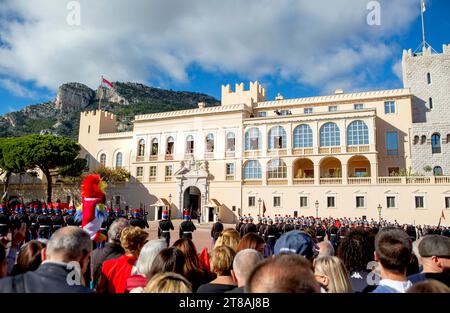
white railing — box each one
[293,178,315,185]
[320,178,342,184]
[406,177,431,184]
[348,177,371,185]
[377,177,403,184]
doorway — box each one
[183,186,201,219]
[208,207,215,222]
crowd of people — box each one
[0,200,449,293]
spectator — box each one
[0,226,92,293]
[246,254,320,293]
[214,228,240,252]
[317,240,335,258]
[197,245,236,293]
[407,279,450,293]
[145,272,192,293]
[236,233,265,254]
[313,256,352,293]
[97,226,148,293]
[126,239,167,293]
[211,218,224,245]
[274,230,318,261]
[147,247,185,280]
[172,238,211,292]
[336,228,374,292]
[0,244,6,279]
[91,218,130,288]
[11,240,45,275]
[371,228,413,293]
[228,249,263,293]
[408,235,450,287]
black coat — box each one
[0,262,92,293]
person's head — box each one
[136,239,167,278]
[236,233,265,254]
[148,247,185,279]
[418,235,450,273]
[317,240,335,258]
[108,218,130,244]
[313,256,352,293]
[172,238,205,280]
[12,240,45,275]
[231,249,264,288]
[144,272,192,293]
[375,228,412,277]
[336,228,375,273]
[214,228,240,252]
[120,226,148,257]
[246,254,320,293]
[407,279,450,293]
[43,226,92,275]
[210,245,236,277]
[0,244,6,279]
[274,230,318,260]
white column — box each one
[342,163,348,184]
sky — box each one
[0,0,448,114]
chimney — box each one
[334,88,344,95]
[198,102,206,109]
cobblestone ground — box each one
[146,220,235,252]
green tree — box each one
[0,137,29,195]
[91,165,130,185]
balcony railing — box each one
[243,180,262,186]
[436,176,450,184]
[293,148,314,155]
[293,178,314,185]
[268,149,287,156]
[204,152,214,159]
[347,145,370,153]
[244,150,261,157]
[406,177,431,184]
[149,177,156,182]
[136,156,145,162]
[225,175,234,181]
[320,178,342,184]
[319,147,341,154]
[226,151,235,159]
[149,155,158,161]
[165,176,173,182]
[348,177,371,185]
[377,177,402,184]
[267,179,288,185]
[165,154,174,160]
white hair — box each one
[317,240,335,258]
[232,249,263,285]
[136,239,167,278]
[46,226,91,262]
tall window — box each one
[273,196,281,207]
[327,196,336,208]
[445,197,450,209]
[347,120,369,145]
[100,153,106,166]
[386,196,396,208]
[427,72,432,85]
[245,128,261,151]
[205,133,215,152]
[166,137,174,155]
[151,138,158,156]
[226,163,235,176]
[136,167,143,177]
[431,133,441,154]
[268,126,287,149]
[149,166,157,177]
[386,131,398,156]
[293,124,313,148]
[320,122,340,147]
[356,196,365,208]
[243,160,262,179]
[328,106,337,112]
[267,159,287,179]
[384,101,396,114]
[186,135,194,154]
[115,152,123,168]
[138,139,145,156]
[248,196,256,207]
[433,166,443,176]
[415,196,425,209]
[165,165,173,177]
[354,103,364,110]
[304,108,313,114]
[299,197,308,208]
[226,132,236,151]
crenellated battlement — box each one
[82,109,116,120]
[221,81,266,106]
[403,43,450,59]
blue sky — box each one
[0,0,448,114]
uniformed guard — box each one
[235,216,244,233]
[282,218,294,233]
[264,218,278,256]
[158,210,174,247]
[239,218,248,238]
[65,206,80,226]
[0,204,11,237]
[104,207,115,229]
[179,214,196,240]
[114,207,123,219]
[51,206,65,232]
[244,217,257,236]
[211,217,224,245]
[130,209,149,229]
[29,204,40,240]
[37,207,53,239]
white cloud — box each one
[0,0,419,94]
[392,60,404,82]
[0,78,39,99]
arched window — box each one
[433,166,443,176]
[151,138,158,156]
[320,122,340,147]
[431,133,441,154]
[347,120,369,145]
[100,153,106,166]
[206,133,214,152]
[226,132,236,152]
[115,152,123,168]
[137,139,145,156]
[293,124,313,148]
[84,155,90,171]
[166,137,174,155]
[243,160,262,179]
[413,136,419,145]
[267,159,287,179]
[245,128,261,151]
[186,135,194,154]
[268,126,287,149]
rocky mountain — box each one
[0,82,219,139]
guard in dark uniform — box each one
[260,218,268,241]
[29,205,40,240]
[0,204,11,237]
[316,223,326,242]
[264,219,278,256]
[244,217,257,236]
[104,207,115,229]
[179,214,196,240]
[65,206,80,226]
[114,207,123,219]
[51,206,65,232]
[282,218,294,233]
[239,218,248,238]
[17,204,31,242]
[158,210,174,247]
[38,207,53,239]
[235,216,244,233]
[130,209,149,229]
[211,218,224,244]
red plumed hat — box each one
[81,174,106,200]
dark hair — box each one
[236,233,265,253]
[148,247,185,279]
[407,279,450,293]
[336,228,374,273]
[11,240,45,275]
[375,228,412,274]
[246,254,319,293]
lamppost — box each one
[168,193,172,219]
[258,198,262,217]
[377,204,382,223]
[315,200,319,218]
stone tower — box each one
[402,44,450,175]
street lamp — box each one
[377,204,382,223]
[258,198,262,216]
[315,200,319,218]
[168,193,172,219]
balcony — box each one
[136,156,145,162]
[319,178,342,184]
[293,148,314,155]
[319,147,341,154]
[225,175,234,181]
[165,154,174,160]
[149,155,158,161]
[204,152,214,159]
[406,177,431,184]
[267,179,288,185]
[377,177,402,184]
[268,149,287,157]
[149,177,156,182]
[347,145,370,153]
[436,176,450,184]
[244,150,262,157]
[348,177,371,185]
[243,180,262,186]
[226,151,235,159]
[293,178,314,185]
[165,176,173,182]
[184,153,194,159]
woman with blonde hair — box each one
[214,228,240,252]
[144,272,192,293]
[313,256,353,293]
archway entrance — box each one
[183,186,201,219]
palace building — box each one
[78,44,450,225]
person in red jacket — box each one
[96,226,148,293]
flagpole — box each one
[421,0,426,50]
[98,75,104,111]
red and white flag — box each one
[102,77,114,88]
